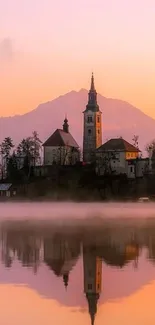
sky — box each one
[1,0,155,117]
[1,282,155,325]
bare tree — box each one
[17,131,42,180]
[145,139,155,155]
[57,144,80,165]
[96,151,118,176]
[0,137,14,179]
[132,135,139,148]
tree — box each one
[96,151,117,176]
[17,131,42,178]
[132,135,139,148]
[145,139,155,155]
[7,152,21,181]
[0,137,14,179]
[57,143,80,165]
[17,137,33,170]
[31,131,42,166]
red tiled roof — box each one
[43,129,79,148]
[97,138,140,152]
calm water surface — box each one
[1,202,155,325]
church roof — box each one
[44,258,65,276]
[43,129,79,148]
[97,138,140,152]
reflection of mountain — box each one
[1,88,155,151]
[1,223,155,315]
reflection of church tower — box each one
[63,273,69,289]
[83,245,102,325]
[83,73,102,163]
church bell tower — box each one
[83,245,102,325]
[83,73,102,163]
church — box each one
[43,117,80,165]
[42,73,141,175]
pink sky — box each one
[1,0,155,117]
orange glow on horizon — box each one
[1,280,155,325]
[1,52,155,119]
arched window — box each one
[87,116,93,123]
[88,129,91,135]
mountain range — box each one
[0,89,154,152]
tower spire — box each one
[86,72,98,110]
[63,273,69,290]
[86,293,99,325]
[90,72,95,91]
[63,116,69,133]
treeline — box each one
[0,131,42,182]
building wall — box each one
[44,146,80,165]
[126,159,149,179]
[83,109,102,163]
[136,159,149,177]
[96,151,126,175]
[96,150,146,179]
[126,162,135,179]
[126,152,139,160]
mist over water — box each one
[1,202,155,222]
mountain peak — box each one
[0,91,154,152]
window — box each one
[88,284,92,290]
[87,116,93,123]
[88,129,91,135]
[97,116,100,123]
[98,129,100,134]
[130,166,133,172]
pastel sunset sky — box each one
[1,0,155,117]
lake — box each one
[1,202,155,325]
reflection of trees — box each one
[2,223,155,271]
[97,242,139,268]
[1,229,43,273]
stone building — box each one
[43,118,80,165]
[96,137,141,178]
[83,73,102,163]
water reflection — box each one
[1,220,155,324]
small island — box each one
[0,74,155,201]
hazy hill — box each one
[0,89,154,152]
